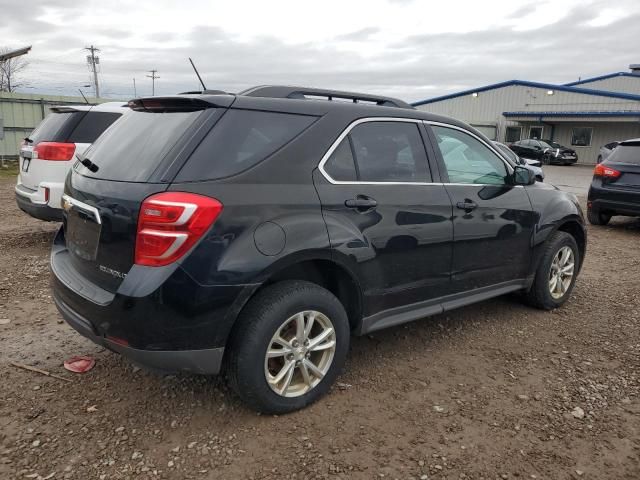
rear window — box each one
[175,109,315,181]
[68,111,122,143]
[75,110,203,182]
[28,112,79,143]
[610,143,640,165]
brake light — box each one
[594,163,621,179]
[135,192,223,267]
[33,142,76,161]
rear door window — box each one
[68,112,122,143]
[323,138,358,181]
[75,110,205,182]
[176,109,316,181]
[348,121,430,183]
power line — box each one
[84,45,100,98]
[146,69,159,95]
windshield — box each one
[74,109,204,182]
[494,143,518,165]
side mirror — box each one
[513,165,536,185]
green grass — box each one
[0,162,19,178]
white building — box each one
[413,65,640,164]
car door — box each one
[313,119,453,317]
[426,122,536,293]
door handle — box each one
[345,196,377,211]
[456,200,477,211]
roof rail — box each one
[239,85,414,109]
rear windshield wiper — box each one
[75,154,99,173]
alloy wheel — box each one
[264,310,336,397]
[548,246,575,299]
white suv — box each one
[15,102,127,221]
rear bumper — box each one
[53,291,225,374]
[589,184,640,217]
[15,184,63,221]
[589,198,640,217]
[50,228,259,375]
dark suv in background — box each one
[587,138,640,225]
[51,86,586,413]
[510,139,578,165]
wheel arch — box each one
[226,253,364,344]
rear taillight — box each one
[594,163,621,179]
[33,142,76,161]
[135,192,223,267]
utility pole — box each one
[133,78,137,97]
[84,45,100,98]
[146,69,159,95]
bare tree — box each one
[0,47,29,92]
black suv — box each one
[51,86,586,413]
[510,139,577,165]
[587,138,640,225]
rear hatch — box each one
[62,97,227,293]
[602,141,640,190]
[19,107,122,190]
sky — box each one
[1,0,639,103]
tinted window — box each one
[433,126,508,185]
[610,143,640,165]
[505,126,522,143]
[324,138,357,181]
[349,122,429,182]
[75,110,204,182]
[28,112,79,143]
[571,127,592,147]
[68,111,122,143]
[177,110,315,181]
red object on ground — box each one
[63,356,95,373]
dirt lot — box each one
[1,170,639,480]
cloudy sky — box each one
[1,0,639,103]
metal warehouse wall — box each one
[0,92,110,158]
[551,122,640,164]
[416,85,640,127]
[416,85,640,163]
[571,76,640,96]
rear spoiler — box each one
[128,95,235,112]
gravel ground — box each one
[1,172,639,480]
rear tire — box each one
[526,231,579,310]
[587,208,611,226]
[226,280,350,414]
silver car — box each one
[493,141,545,181]
[598,141,620,163]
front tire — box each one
[226,280,350,414]
[587,208,611,226]
[526,231,579,310]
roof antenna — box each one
[78,89,90,104]
[189,57,207,91]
